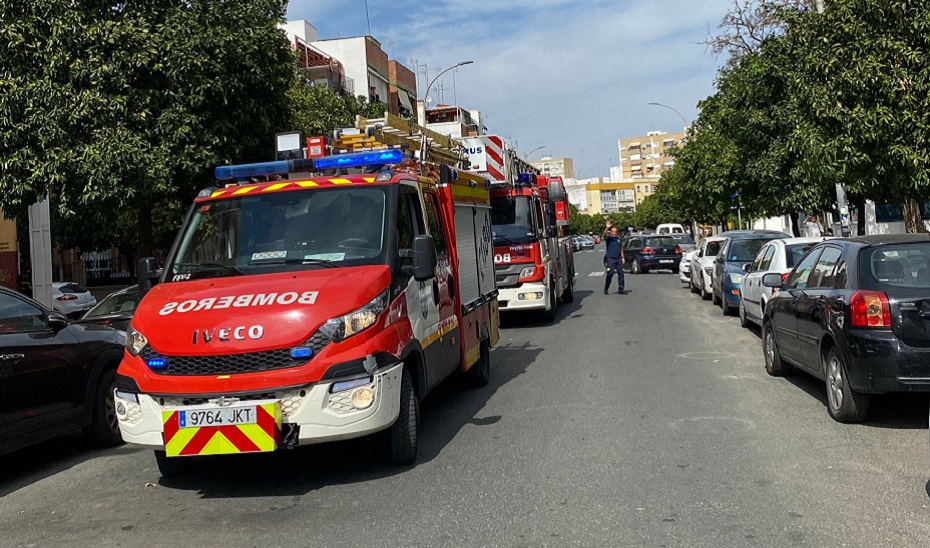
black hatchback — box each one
[622,235,682,274]
[761,235,930,423]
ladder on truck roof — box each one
[331,112,468,169]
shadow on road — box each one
[785,372,929,429]
[499,289,592,329]
[0,433,143,497]
[156,342,544,498]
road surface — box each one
[2,251,929,547]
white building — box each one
[563,178,588,212]
[310,36,391,105]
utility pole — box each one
[814,0,850,235]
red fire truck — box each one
[114,117,499,476]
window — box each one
[663,139,675,147]
[785,248,822,290]
[759,245,777,271]
[705,240,722,257]
[424,192,448,256]
[785,243,819,268]
[809,246,843,288]
[628,238,642,249]
[860,243,930,289]
[651,185,658,193]
[0,293,47,333]
[751,245,769,272]
[630,153,642,161]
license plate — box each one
[179,405,258,428]
[660,260,674,264]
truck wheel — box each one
[83,368,123,447]
[465,340,491,388]
[561,268,575,303]
[825,347,870,423]
[541,281,557,323]
[387,370,419,465]
[154,450,197,478]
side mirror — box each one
[742,263,752,273]
[715,255,724,264]
[47,312,69,329]
[138,257,162,298]
[762,273,784,288]
[402,234,437,281]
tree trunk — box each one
[902,198,927,234]
[851,194,866,236]
[790,214,800,237]
[137,204,154,260]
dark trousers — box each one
[605,257,625,292]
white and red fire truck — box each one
[460,135,574,321]
[114,116,499,476]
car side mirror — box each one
[402,234,437,281]
[742,263,752,273]
[762,273,784,288]
[138,257,162,298]
[47,312,69,329]
[715,256,724,264]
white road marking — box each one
[588,272,606,277]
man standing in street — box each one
[602,221,626,295]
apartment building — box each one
[617,130,684,180]
[424,105,484,138]
[530,157,575,179]
[389,61,417,119]
[583,180,636,214]
[280,20,354,96]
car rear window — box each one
[60,283,87,293]
[785,243,819,268]
[860,243,930,289]
[671,234,694,245]
[645,237,677,248]
[727,239,773,262]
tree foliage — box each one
[288,76,389,138]
[0,0,295,258]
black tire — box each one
[83,368,123,447]
[387,370,419,465]
[721,293,733,316]
[763,321,793,377]
[672,268,680,275]
[690,277,700,294]
[712,288,721,306]
[632,259,642,274]
[465,340,491,388]
[561,268,575,303]
[825,347,870,423]
[541,281,557,323]
[739,300,750,328]
[154,450,197,478]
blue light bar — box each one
[215,160,290,181]
[517,173,534,184]
[147,358,167,370]
[290,348,313,359]
[312,149,404,171]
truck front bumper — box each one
[496,283,550,312]
[115,362,403,450]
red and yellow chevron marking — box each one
[161,402,282,457]
[204,176,380,201]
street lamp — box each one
[423,61,473,105]
[524,146,546,160]
[647,102,688,134]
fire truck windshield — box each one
[491,196,538,245]
[167,187,387,280]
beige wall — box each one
[618,131,684,181]
[530,157,574,179]
[585,182,636,214]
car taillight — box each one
[675,246,682,254]
[642,247,656,254]
[850,290,891,328]
[56,294,78,301]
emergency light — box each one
[214,149,405,181]
[146,358,167,370]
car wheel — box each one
[84,368,123,447]
[632,259,642,274]
[825,347,870,423]
[154,450,198,478]
[739,300,750,328]
[386,369,419,465]
[721,293,733,316]
[465,340,491,388]
[700,279,711,301]
[712,287,721,306]
[763,321,792,377]
[690,278,699,294]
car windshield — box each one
[645,237,677,248]
[168,187,387,280]
[84,289,139,318]
[785,243,819,268]
[671,234,694,245]
[727,239,771,262]
[860,243,930,289]
[491,196,536,245]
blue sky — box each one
[287,0,730,179]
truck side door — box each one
[423,190,460,384]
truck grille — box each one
[495,263,527,288]
[141,332,330,376]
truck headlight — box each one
[519,266,536,278]
[320,289,389,341]
[125,325,148,357]
[729,273,745,285]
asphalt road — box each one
[2,250,930,547]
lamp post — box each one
[647,102,688,134]
[423,61,473,106]
[524,146,546,160]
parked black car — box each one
[75,285,139,332]
[713,231,790,315]
[0,286,125,455]
[622,235,682,274]
[762,235,930,423]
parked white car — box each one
[738,237,832,327]
[690,236,726,300]
[52,282,97,318]
[679,249,699,285]
[657,223,685,235]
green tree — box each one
[0,0,295,259]
[288,76,389,138]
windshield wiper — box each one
[247,258,338,268]
[173,262,245,276]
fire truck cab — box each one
[114,120,499,476]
